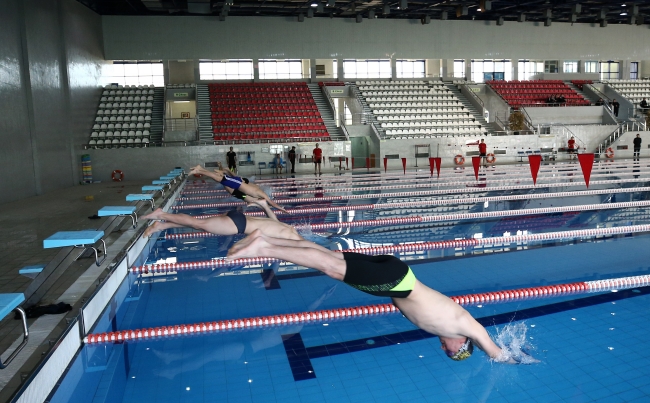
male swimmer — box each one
[228,230,535,363]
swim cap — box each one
[449,338,473,361]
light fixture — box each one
[310,2,318,7]
[620,12,627,16]
[368,9,375,19]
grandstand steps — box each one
[307,83,346,141]
[150,88,165,145]
[566,82,598,104]
[350,85,385,137]
[445,84,494,134]
[197,85,213,143]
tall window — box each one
[472,59,512,83]
[199,60,253,80]
[563,61,579,73]
[453,60,466,78]
[108,61,164,86]
[396,60,425,78]
[259,60,303,79]
[518,60,544,81]
[343,59,391,79]
[584,61,599,74]
[600,61,619,80]
[631,62,639,80]
[332,60,338,79]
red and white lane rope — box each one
[133,224,650,273]
[174,186,650,218]
[164,199,650,240]
[171,177,649,210]
[83,273,650,345]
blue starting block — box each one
[0,293,28,369]
[151,180,170,188]
[98,206,138,228]
[142,185,165,198]
[160,175,176,184]
[19,264,46,279]
[126,193,155,210]
[43,230,106,266]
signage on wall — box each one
[331,89,344,94]
[471,87,481,93]
[173,92,189,97]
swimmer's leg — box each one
[142,209,237,235]
[227,230,346,280]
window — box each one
[563,61,579,73]
[544,60,558,73]
[453,60,466,78]
[259,60,303,79]
[396,60,425,78]
[343,59,391,79]
[631,62,639,80]
[472,59,512,83]
[600,61,619,80]
[518,60,544,81]
[199,60,253,80]
[584,61,599,73]
[332,60,338,79]
[108,61,164,87]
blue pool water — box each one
[47,164,650,403]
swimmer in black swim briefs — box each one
[227,231,537,364]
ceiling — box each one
[78,0,650,25]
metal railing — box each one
[460,84,484,108]
[164,118,198,131]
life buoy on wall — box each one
[486,153,496,164]
[605,147,615,159]
[454,155,465,165]
[111,170,124,182]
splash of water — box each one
[492,322,540,364]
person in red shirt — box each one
[567,136,577,160]
[313,143,323,174]
[478,139,488,167]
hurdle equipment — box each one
[43,231,107,266]
[98,206,138,228]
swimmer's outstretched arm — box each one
[464,316,537,364]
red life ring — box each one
[111,170,124,182]
[486,153,496,164]
[605,148,614,159]
[454,155,465,165]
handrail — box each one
[460,84,484,108]
[369,122,382,141]
[340,124,351,140]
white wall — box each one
[524,106,605,125]
[103,16,650,61]
[609,131,650,159]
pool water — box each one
[47,164,650,403]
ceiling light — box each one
[477,8,481,12]
[311,3,318,7]
[621,12,627,15]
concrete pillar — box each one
[512,59,518,81]
[465,59,472,81]
[337,58,344,80]
[309,59,317,80]
[619,60,629,80]
[391,58,397,80]
[253,58,259,81]
[639,61,650,79]
[441,59,449,78]
[427,59,441,78]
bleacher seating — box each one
[487,80,591,109]
[88,84,155,148]
[571,80,593,90]
[604,79,650,106]
[209,82,329,144]
[357,80,484,139]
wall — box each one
[523,106,605,125]
[103,16,650,61]
[608,131,650,159]
[167,101,196,119]
[0,0,106,205]
[167,60,195,84]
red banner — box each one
[578,153,595,188]
[428,157,435,177]
[471,156,481,180]
[434,157,441,178]
[401,158,407,174]
[383,157,388,173]
[528,155,542,185]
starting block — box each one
[19,264,46,279]
[152,180,171,188]
[126,193,155,210]
[98,206,138,228]
[43,230,106,266]
[142,185,165,198]
[0,293,28,369]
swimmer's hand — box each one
[492,349,540,365]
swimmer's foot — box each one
[141,208,165,221]
[227,229,267,260]
[143,221,164,238]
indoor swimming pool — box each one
[44,161,650,403]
